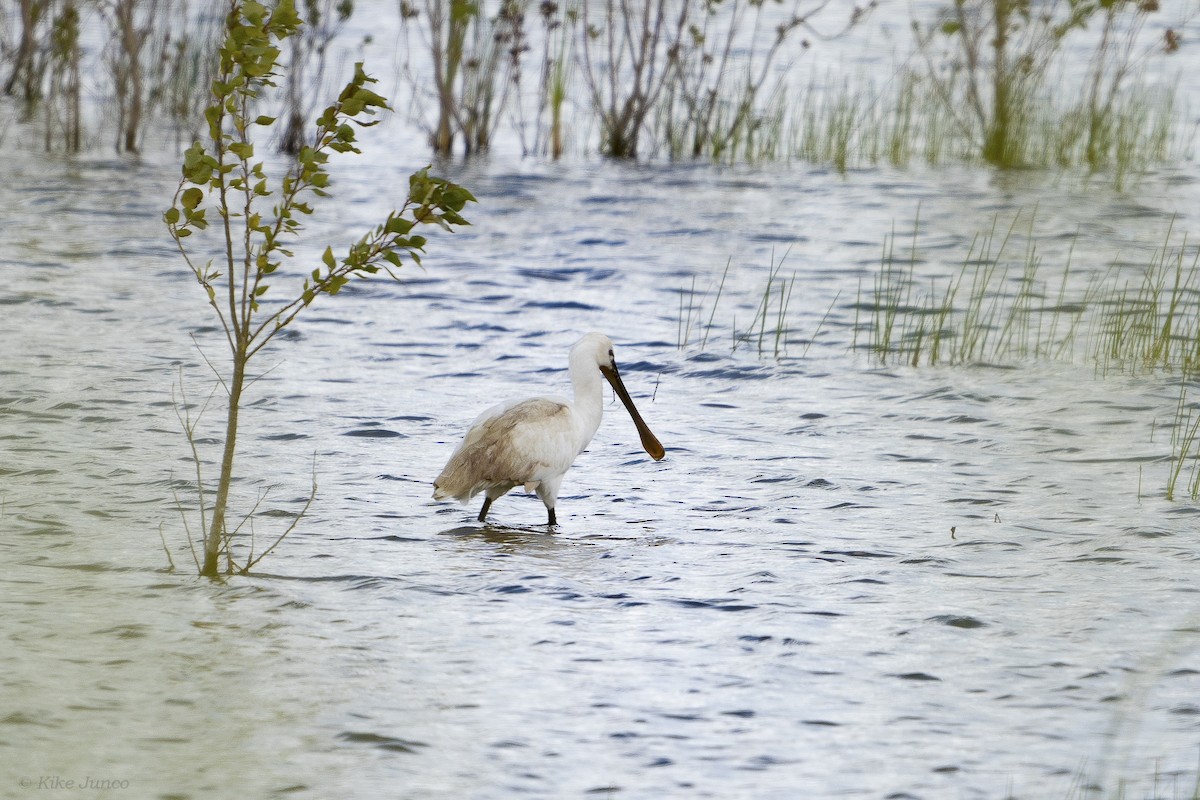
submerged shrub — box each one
[165,0,475,577]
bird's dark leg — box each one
[547,507,557,526]
[478,497,493,522]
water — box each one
[5,25,1200,800]
[3,148,1199,799]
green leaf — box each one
[269,0,302,33]
[183,142,215,184]
[385,216,414,235]
[242,0,268,26]
[164,207,181,225]
[354,87,389,110]
[322,246,336,269]
[443,184,477,210]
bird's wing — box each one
[434,398,576,501]
[497,398,579,473]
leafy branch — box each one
[164,0,475,577]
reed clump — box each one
[854,211,1200,376]
[1096,223,1200,376]
[855,211,1094,367]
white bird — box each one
[432,333,665,525]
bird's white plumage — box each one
[432,333,664,524]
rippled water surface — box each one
[4,140,1200,797]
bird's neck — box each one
[570,362,604,437]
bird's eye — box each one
[608,350,614,362]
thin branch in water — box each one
[157,521,176,571]
[172,367,216,539]
[190,333,230,396]
[241,455,319,574]
[171,483,202,573]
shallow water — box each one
[5,44,1200,800]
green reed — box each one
[780,68,1183,184]
[677,258,730,351]
[857,211,1108,368]
[1097,222,1200,375]
[676,249,833,358]
[744,254,796,358]
[1165,380,1200,501]
[682,210,1200,374]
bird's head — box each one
[572,332,665,461]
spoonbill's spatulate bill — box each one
[432,333,665,525]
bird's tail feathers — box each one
[432,481,470,503]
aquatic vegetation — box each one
[533,0,575,159]
[652,0,851,163]
[106,0,155,152]
[783,68,1183,181]
[744,256,796,359]
[164,0,474,577]
[41,0,81,151]
[579,0,689,159]
[849,209,1200,502]
[677,257,730,352]
[854,211,1200,376]
[1,0,235,152]
[1096,222,1200,375]
[1164,380,1200,501]
[387,0,1185,178]
[856,211,1085,366]
[277,0,355,155]
[676,248,839,358]
[397,0,578,157]
[0,0,1190,181]
[911,0,1185,170]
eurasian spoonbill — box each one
[432,333,665,525]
